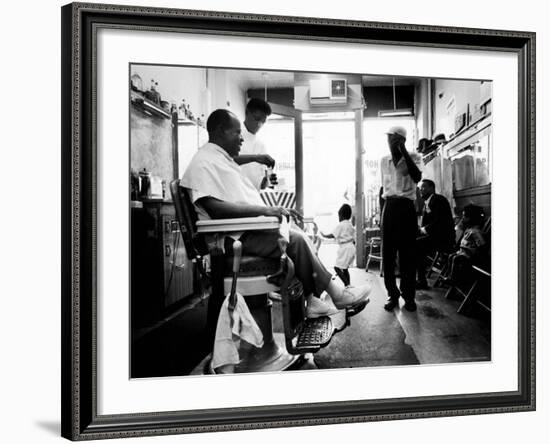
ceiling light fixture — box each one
[378,77,413,117]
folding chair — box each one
[426,250,451,287]
[445,265,491,314]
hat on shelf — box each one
[432,133,447,144]
[423,133,447,154]
[416,138,432,154]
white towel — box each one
[211,293,264,372]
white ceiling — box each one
[224,68,420,90]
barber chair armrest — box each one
[196,216,280,233]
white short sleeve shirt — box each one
[380,152,422,200]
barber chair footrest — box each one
[296,316,333,351]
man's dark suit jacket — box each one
[420,193,455,251]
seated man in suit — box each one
[181,109,370,318]
[415,179,455,289]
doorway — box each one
[262,109,366,268]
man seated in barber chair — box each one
[415,179,455,290]
[180,109,370,372]
[182,109,370,315]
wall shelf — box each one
[130,89,171,119]
[177,117,198,125]
[445,114,492,158]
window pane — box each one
[474,135,491,186]
[260,117,296,193]
[451,149,476,191]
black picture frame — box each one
[61,2,536,440]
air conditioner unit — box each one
[309,78,347,105]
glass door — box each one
[260,103,303,213]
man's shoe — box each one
[416,280,429,290]
[383,297,399,311]
[306,295,340,318]
[331,285,371,309]
[404,299,417,312]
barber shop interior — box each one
[130,64,492,377]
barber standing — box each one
[380,126,422,312]
[236,98,274,190]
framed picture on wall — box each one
[61,2,535,440]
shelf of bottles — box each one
[130,74,207,127]
[130,90,171,119]
[129,76,172,119]
[177,99,206,128]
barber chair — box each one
[170,180,361,374]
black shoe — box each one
[404,299,417,312]
[416,280,429,290]
[384,298,399,311]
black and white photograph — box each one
[129,64,493,378]
[3,0,549,441]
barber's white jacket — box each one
[239,124,267,190]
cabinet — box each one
[131,200,194,327]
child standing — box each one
[322,204,356,286]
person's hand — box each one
[264,206,290,222]
[256,154,275,168]
[288,208,303,225]
[397,142,408,156]
[260,171,278,190]
[268,172,278,186]
[260,176,269,190]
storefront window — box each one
[474,135,491,187]
[260,116,296,193]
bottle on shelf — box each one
[179,99,188,118]
[138,168,152,200]
[187,104,194,121]
[130,169,139,201]
[144,79,156,103]
[151,81,161,105]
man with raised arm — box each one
[379,126,422,312]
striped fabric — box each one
[260,190,296,209]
